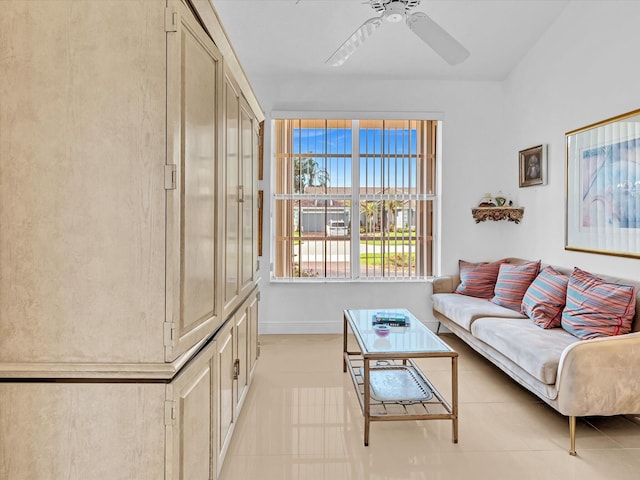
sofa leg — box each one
[569,416,577,456]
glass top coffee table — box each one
[343,308,458,446]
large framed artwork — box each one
[565,108,640,258]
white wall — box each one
[254,1,640,334]
[502,0,640,280]
[254,77,507,333]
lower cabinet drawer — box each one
[0,341,218,480]
[0,381,167,479]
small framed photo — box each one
[519,144,546,187]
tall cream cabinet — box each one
[0,0,263,478]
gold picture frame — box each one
[565,108,640,258]
[258,190,263,257]
[519,144,546,187]
[258,120,264,181]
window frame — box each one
[270,112,443,283]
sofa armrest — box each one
[432,276,455,294]
[555,332,640,416]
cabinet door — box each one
[166,340,217,480]
[223,74,241,314]
[166,1,222,361]
[239,99,255,296]
[234,307,249,416]
[248,293,260,377]
[216,321,235,468]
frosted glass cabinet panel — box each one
[223,75,258,317]
[165,0,223,362]
[223,74,241,313]
[240,98,257,298]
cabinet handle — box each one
[238,185,244,203]
[233,359,240,380]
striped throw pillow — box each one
[561,267,636,339]
[521,266,569,328]
[491,261,541,311]
[455,259,508,299]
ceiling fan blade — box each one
[325,16,384,67]
[406,12,470,65]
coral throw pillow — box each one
[491,261,541,311]
[561,267,636,339]
[455,260,508,299]
[521,266,569,328]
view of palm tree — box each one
[361,201,378,233]
[358,198,404,234]
[384,198,403,231]
[294,156,330,193]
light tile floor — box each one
[219,334,640,480]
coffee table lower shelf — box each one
[344,354,458,446]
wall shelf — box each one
[472,207,524,224]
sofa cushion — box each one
[471,317,579,384]
[433,293,526,331]
[561,267,636,339]
[455,259,507,299]
[491,261,540,311]
[522,266,569,329]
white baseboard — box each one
[259,321,343,335]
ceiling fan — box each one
[325,0,470,67]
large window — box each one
[272,118,437,280]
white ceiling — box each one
[212,0,569,82]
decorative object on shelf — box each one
[477,192,496,207]
[494,191,506,206]
[471,207,525,224]
[519,144,547,187]
[566,108,640,258]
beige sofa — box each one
[431,258,640,455]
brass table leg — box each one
[364,358,370,446]
[343,313,348,373]
[452,355,459,443]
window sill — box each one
[269,277,433,284]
